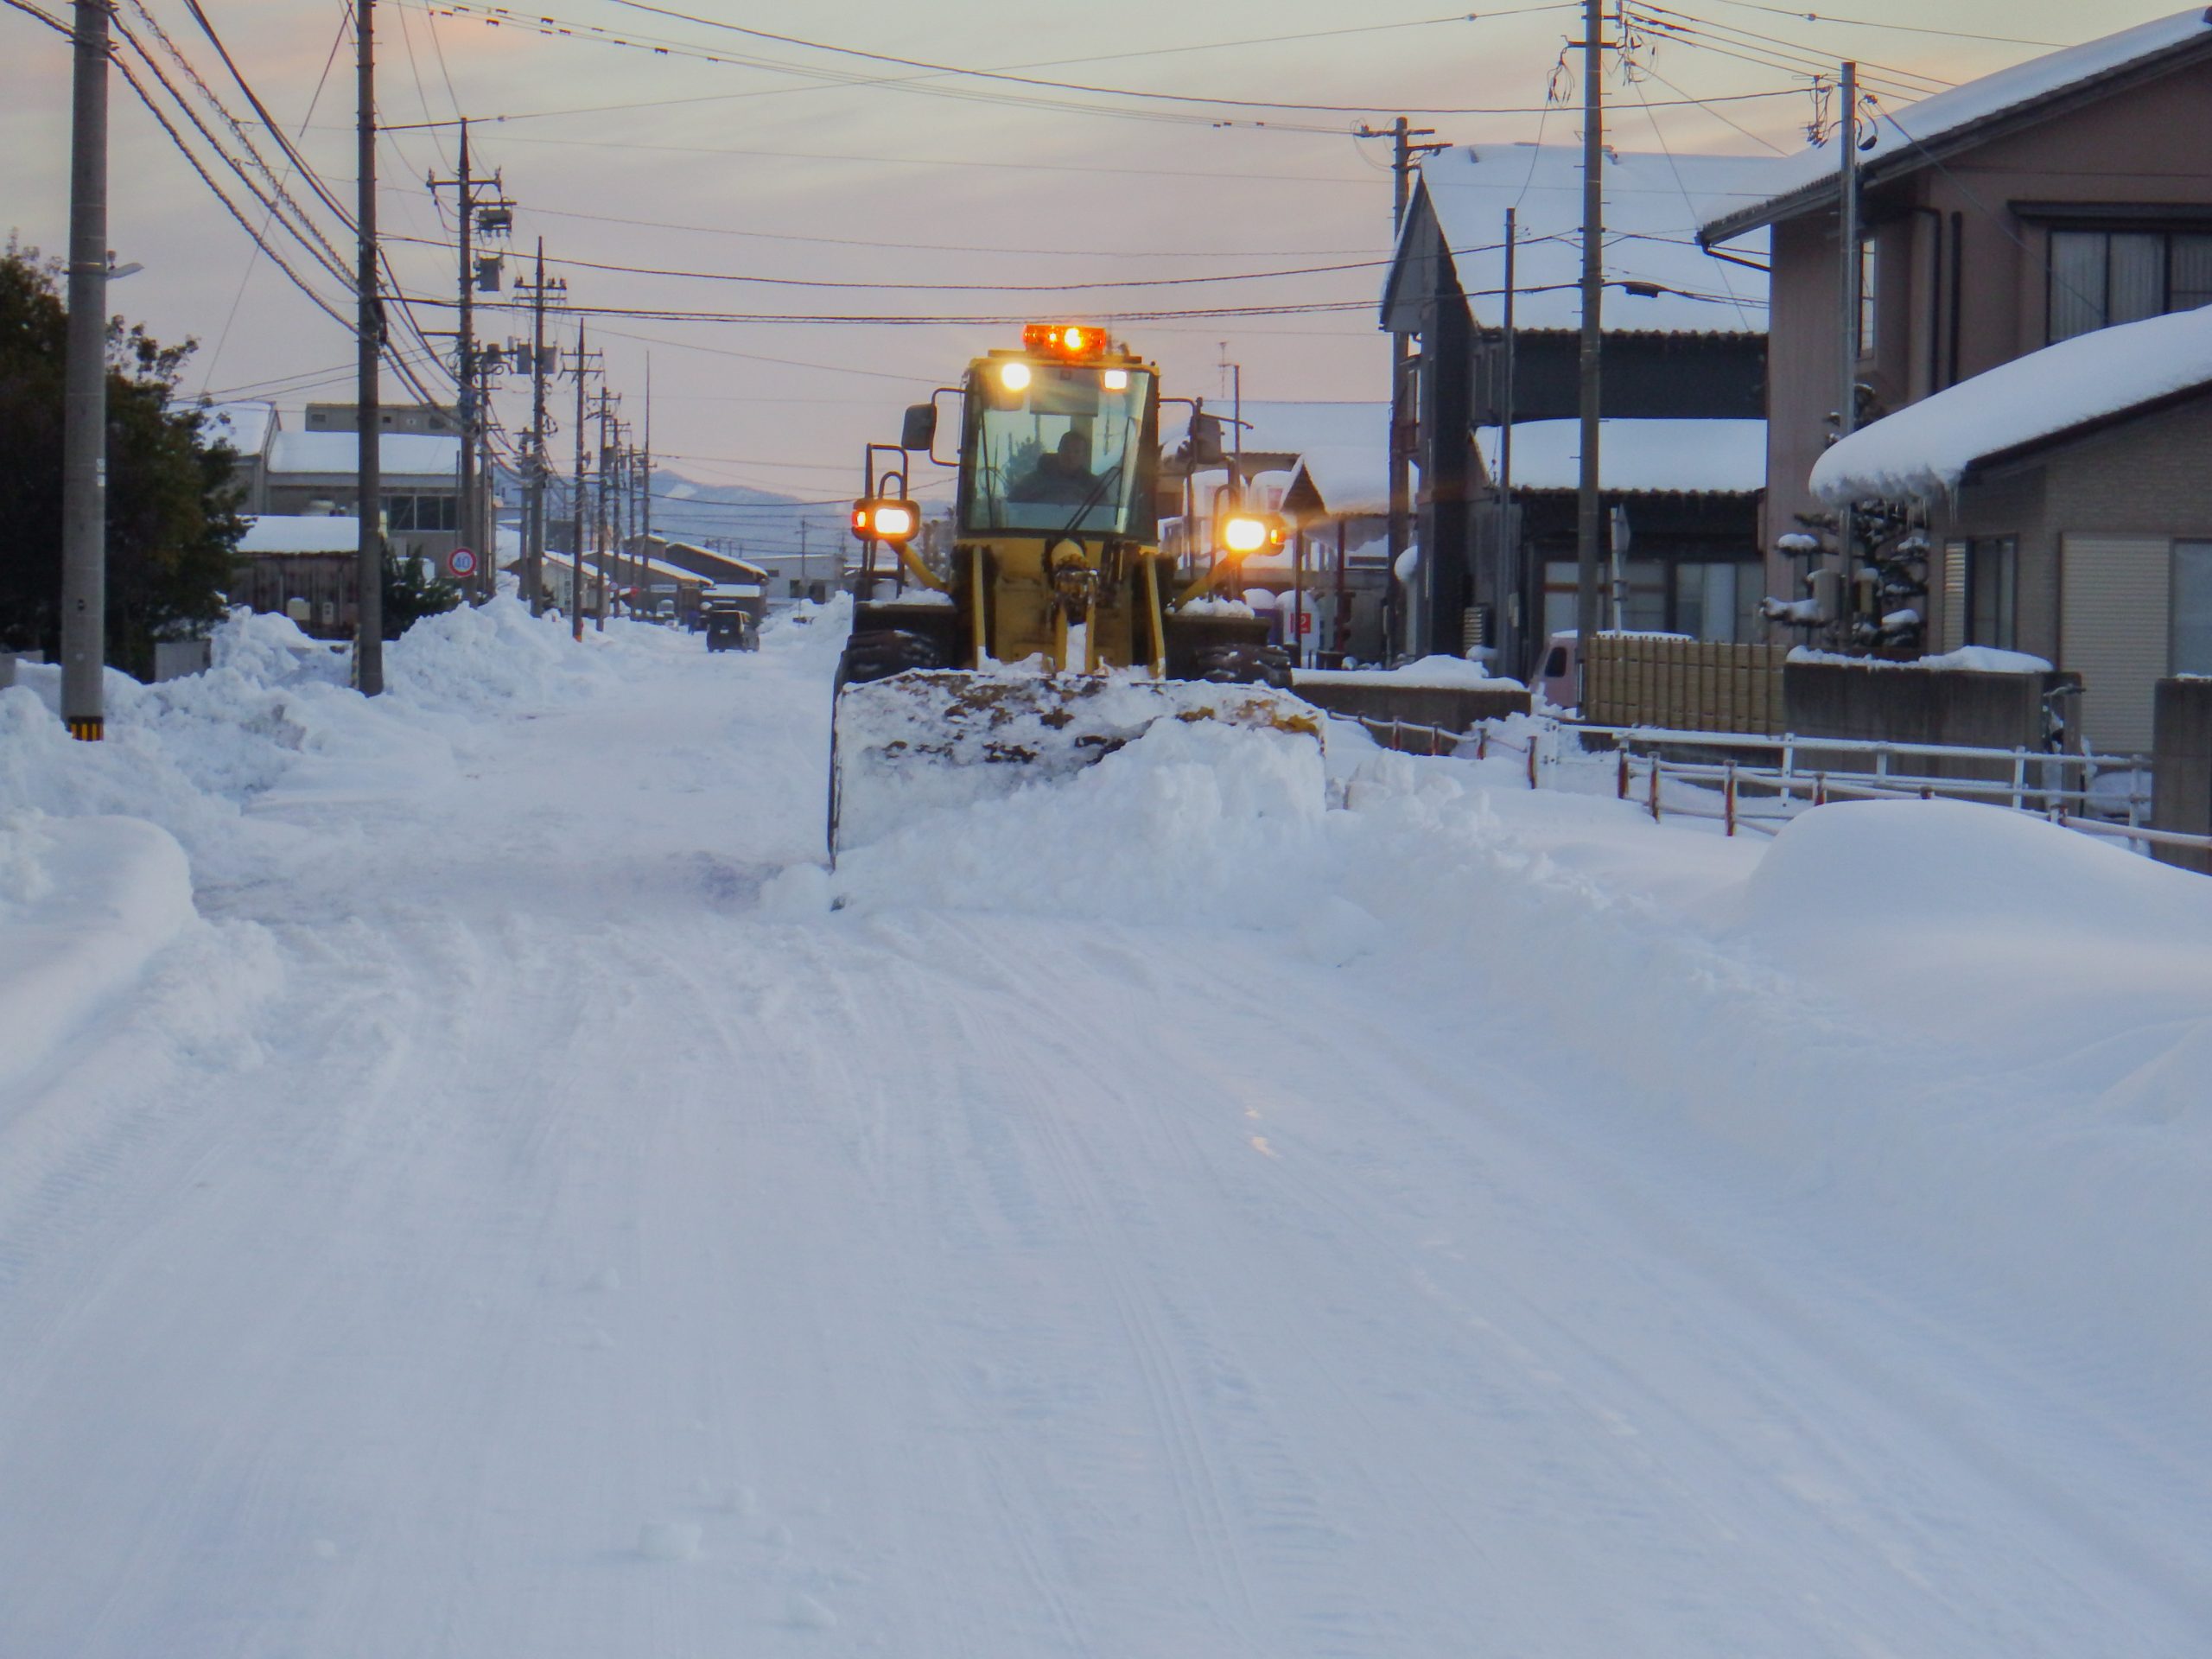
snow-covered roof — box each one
[199,400,276,457]
[238,513,360,554]
[268,430,461,480]
[655,537,772,585]
[1405,145,1778,334]
[1178,400,1391,518]
[1701,10,2212,243]
[1477,417,1766,495]
[1810,303,2212,503]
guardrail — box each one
[1332,711,2212,857]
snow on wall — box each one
[1810,303,2212,503]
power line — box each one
[583,0,1583,115]
[108,51,355,332]
[0,0,67,36]
[1630,4,1952,94]
[408,295,1383,324]
[379,233,1541,292]
[1700,0,2067,48]
[458,200,1390,263]
[429,2,1806,120]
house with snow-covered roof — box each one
[1700,8,2212,634]
[1382,143,1782,676]
[1811,303,2212,753]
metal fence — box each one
[1334,712,2212,857]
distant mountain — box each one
[493,464,848,569]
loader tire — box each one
[836,626,952,687]
[1190,641,1294,689]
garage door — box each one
[2060,532,2167,753]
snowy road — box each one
[3,608,2208,1656]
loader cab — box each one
[956,336,1160,545]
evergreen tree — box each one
[0,243,244,677]
[381,545,461,639]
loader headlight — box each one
[851,497,920,543]
[1102,368,1128,391]
[998,360,1032,393]
[1219,512,1279,556]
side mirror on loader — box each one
[900,403,938,452]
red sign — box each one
[448,546,478,578]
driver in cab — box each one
[1008,429,1096,505]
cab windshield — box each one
[960,362,1156,538]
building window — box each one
[1857,235,1878,359]
[2048,229,2212,342]
[1966,537,2018,651]
[2175,541,2212,676]
[1672,559,1760,643]
[385,493,458,532]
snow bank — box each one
[1299,653,1525,691]
[829,699,2212,1402]
[1811,303,2212,503]
[1788,645,2055,673]
[0,601,709,888]
[833,713,1330,927]
[0,810,197,1096]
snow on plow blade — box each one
[830,670,1321,855]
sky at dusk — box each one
[0,0,2187,534]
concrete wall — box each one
[2152,677,2212,874]
[1783,661,2079,780]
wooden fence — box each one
[1582,635,1785,736]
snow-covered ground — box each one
[3,601,2209,1656]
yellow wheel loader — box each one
[829,325,1319,856]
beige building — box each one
[1699,12,2212,612]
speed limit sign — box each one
[448,546,478,578]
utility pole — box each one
[594,385,615,631]
[429,121,513,604]
[569,324,594,642]
[355,0,383,693]
[1575,0,1606,669]
[518,240,562,616]
[1835,60,1860,650]
[1357,115,1446,661]
[640,354,653,588]
[798,518,809,596]
[60,0,111,741]
[1499,206,1520,674]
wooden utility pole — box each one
[519,240,561,617]
[1499,207,1520,673]
[1357,115,1445,659]
[594,386,614,631]
[429,122,512,603]
[60,0,111,740]
[355,0,383,693]
[1574,0,1606,668]
[570,324,590,643]
[1835,60,1861,649]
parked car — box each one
[1535,631,1578,709]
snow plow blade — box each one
[829,670,1321,856]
